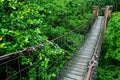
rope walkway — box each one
[55,5,113,80]
[0,6,112,80]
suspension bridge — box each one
[0,6,112,80]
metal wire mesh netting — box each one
[0,17,94,80]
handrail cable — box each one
[0,18,92,59]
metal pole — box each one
[5,63,8,80]
[18,54,21,80]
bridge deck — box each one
[57,16,105,80]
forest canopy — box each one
[0,0,120,80]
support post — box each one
[104,6,113,29]
[92,6,99,21]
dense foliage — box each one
[1,0,119,80]
[0,0,92,80]
[86,0,120,11]
[0,0,92,55]
[96,12,120,80]
[105,12,120,60]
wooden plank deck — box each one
[56,16,105,80]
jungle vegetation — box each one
[0,0,120,80]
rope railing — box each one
[84,24,103,80]
[0,17,94,80]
